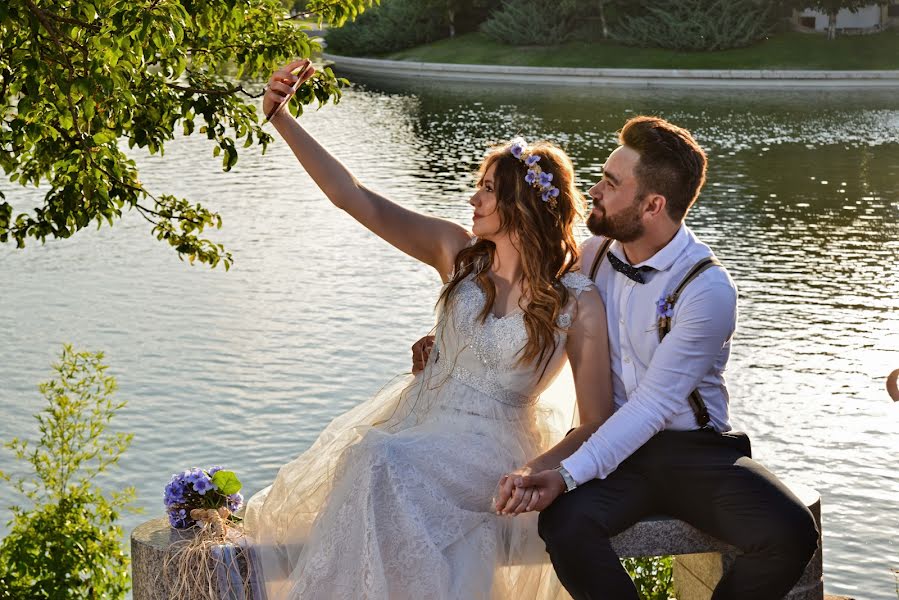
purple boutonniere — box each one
[656,293,675,336]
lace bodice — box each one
[433,272,594,407]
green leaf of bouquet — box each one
[211,470,241,495]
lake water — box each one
[1,78,897,598]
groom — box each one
[491,116,819,599]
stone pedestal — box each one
[672,481,823,600]
[131,517,252,600]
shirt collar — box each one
[610,225,690,273]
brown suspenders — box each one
[657,256,722,429]
[587,237,722,430]
[588,238,614,280]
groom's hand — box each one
[508,470,566,513]
[495,467,536,515]
[411,335,435,373]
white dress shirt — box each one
[561,225,738,484]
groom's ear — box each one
[642,193,668,220]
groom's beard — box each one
[586,200,644,243]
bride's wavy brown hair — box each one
[438,140,583,368]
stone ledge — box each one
[132,482,823,599]
[322,53,899,89]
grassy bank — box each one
[384,31,899,70]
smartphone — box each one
[266,75,304,121]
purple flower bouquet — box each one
[164,466,243,529]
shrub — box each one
[622,556,675,600]
[0,346,135,599]
[326,0,450,55]
[480,0,580,46]
[613,0,777,51]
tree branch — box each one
[285,0,347,20]
[134,203,160,225]
[42,10,102,33]
[165,82,265,99]
[23,0,75,71]
[23,0,90,152]
[165,82,242,96]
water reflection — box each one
[1,79,897,597]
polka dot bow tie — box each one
[607,252,655,284]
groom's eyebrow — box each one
[601,167,621,186]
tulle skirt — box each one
[243,365,571,600]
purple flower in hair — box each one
[525,170,538,184]
[510,139,527,159]
[525,155,541,166]
[541,187,561,203]
[539,172,554,187]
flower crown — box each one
[510,138,561,208]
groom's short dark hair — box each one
[620,116,707,222]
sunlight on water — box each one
[1,80,897,597]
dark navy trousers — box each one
[537,430,819,600]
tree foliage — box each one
[0,0,377,268]
[326,0,496,55]
[622,556,674,600]
[326,0,450,55]
[480,0,581,46]
[612,0,777,51]
[0,346,134,598]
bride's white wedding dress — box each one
[244,271,594,599]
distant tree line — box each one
[325,0,890,55]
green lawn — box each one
[384,31,899,70]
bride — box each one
[244,60,613,599]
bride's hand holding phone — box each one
[263,59,316,122]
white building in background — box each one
[793,2,899,32]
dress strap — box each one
[657,255,723,430]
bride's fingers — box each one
[513,489,534,514]
[268,80,296,97]
[525,489,540,512]
[495,475,514,512]
[278,58,310,78]
[502,484,525,514]
[274,61,312,87]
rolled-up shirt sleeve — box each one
[561,279,737,484]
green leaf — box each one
[92,131,116,146]
[211,470,241,495]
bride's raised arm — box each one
[264,60,471,281]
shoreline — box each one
[321,53,899,89]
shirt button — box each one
[619,318,625,324]
[623,356,631,364]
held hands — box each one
[263,59,316,122]
[494,468,566,516]
[411,335,435,374]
